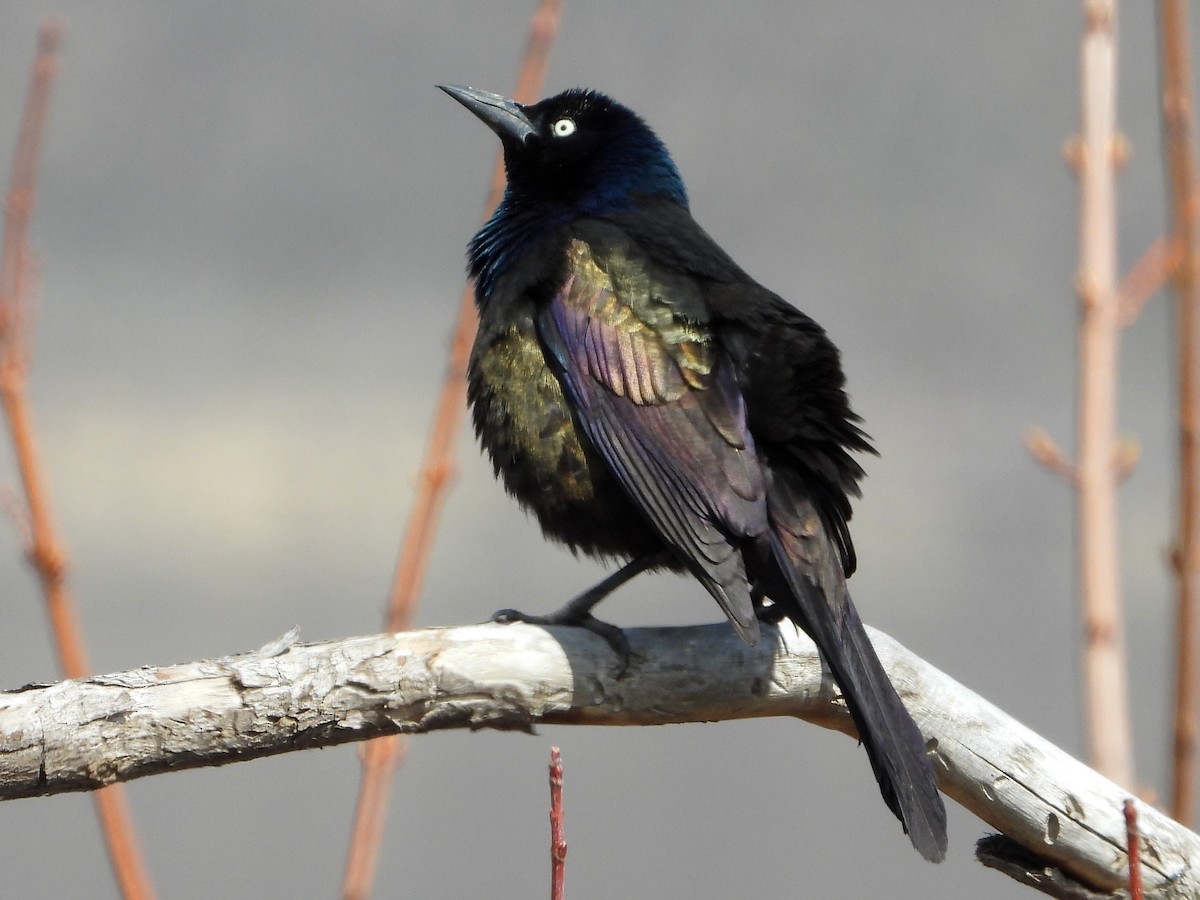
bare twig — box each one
[550,746,566,900]
[339,738,409,900]
[1025,427,1078,483]
[339,3,565,896]
[0,22,156,900]
[1070,0,1135,788]
[1117,232,1184,327]
[1125,798,1143,900]
[1157,0,1200,829]
[2,622,1198,897]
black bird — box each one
[440,83,947,862]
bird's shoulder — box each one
[478,203,865,442]
[477,198,741,321]
[564,208,858,420]
[572,205,874,576]
[577,199,748,285]
[542,216,717,407]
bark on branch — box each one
[0,622,1195,897]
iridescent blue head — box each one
[441,85,688,213]
[440,85,689,301]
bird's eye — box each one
[551,118,577,138]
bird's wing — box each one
[537,235,767,642]
[604,201,873,577]
[712,289,874,577]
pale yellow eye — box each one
[552,118,576,138]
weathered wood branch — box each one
[0,622,1195,896]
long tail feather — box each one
[762,478,947,862]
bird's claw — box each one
[490,608,531,625]
[755,601,787,624]
[489,607,632,673]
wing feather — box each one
[538,236,767,640]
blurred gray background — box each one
[0,3,1189,898]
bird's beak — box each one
[438,84,536,144]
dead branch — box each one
[0,622,1195,897]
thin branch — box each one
[0,22,156,900]
[1025,427,1079,483]
[1126,798,1144,900]
[1024,429,1138,485]
[1,622,1196,897]
[1071,0,1135,788]
[1157,0,1200,829]
[1116,185,1200,329]
[339,2,565,896]
[340,738,409,900]
[1117,232,1183,328]
[549,747,565,900]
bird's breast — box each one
[467,315,662,560]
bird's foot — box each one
[754,600,787,624]
[490,606,631,671]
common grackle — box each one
[440,84,947,862]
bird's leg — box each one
[491,552,670,667]
[751,585,788,624]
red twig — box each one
[338,3,565,897]
[0,22,156,900]
[550,747,566,900]
[1124,799,1143,900]
[1158,0,1200,828]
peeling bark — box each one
[0,622,1195,897]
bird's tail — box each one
[760,474,947,862]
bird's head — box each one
[440,85,688,214]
